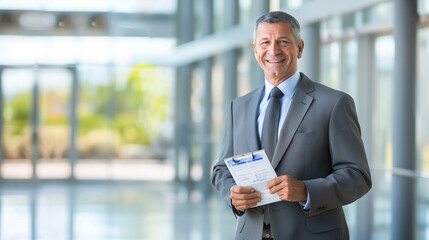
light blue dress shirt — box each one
[257,70,311,210]
[257,70,300,140]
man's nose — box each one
[268,42,281,55]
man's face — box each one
[253,22,304,86]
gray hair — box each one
[253,11,301,45]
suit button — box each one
[260,209,264,214]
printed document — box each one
[224,149,281,207]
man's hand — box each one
[267,175,308,202]
[230,185,261,211]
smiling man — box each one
[253,20,303,86]
[212,11,372,240]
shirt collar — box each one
[263,70,300,100]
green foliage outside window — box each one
[114,64,169,146]
[3,64,170,160]
[76,64,170,159]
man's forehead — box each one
[255,22,292,39]
[256,22,291,30]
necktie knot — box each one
[270,87,284,99]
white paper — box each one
[224,149,281,207]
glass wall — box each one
[361,1,393,26]
[419,0,429,15]
[113,65,172,162]
[0,36,175,180]
[1,67,74,179]
[37,68,72,179]
[373,34,395,240]
[239,0,252,25]
[417,26,429,240]
[343,39,358,102]
[214,0,226,32]
[320,41,341,89]
[74,64,174,180]
[75,65,113,179]
[1,68,34,179]
[341,38,359,237]
[211,57,225,165]
[320,1,429,238]
[417,178,429,240]
[417,27,429,174]
[374,35,394,170]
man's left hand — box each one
[267,175,308,202]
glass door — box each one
[37,67,72,179]
[1,67,34,179]
[1,66,73,179]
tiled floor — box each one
[0,181,236,240]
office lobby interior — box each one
[0,0,429,239]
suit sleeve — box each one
[211,101,238,210]
[303,94,372,216]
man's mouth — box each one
[266,59,285,63]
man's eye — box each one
[280,40,289,44]
[260,41,269,45]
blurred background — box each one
[0,0,428,239]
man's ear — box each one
[253,44,258,59]
[297,40,304,59]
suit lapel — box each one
[246,86,264,151]
[271,74,314,169]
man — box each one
[211,11,371,240]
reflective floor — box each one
[3,179,429,240]
[0,181,236,240]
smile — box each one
[266,59,285,63]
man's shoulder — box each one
[300,73,353,107]
[313,81,346,97]
[300,74,348,99]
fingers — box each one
[232,196,261,211]
[267,175,288,194]
[231,189,261,200]
[230,185,256,194]
[267,175,307,202]
[266,176,283,189]
[230,185,262,211]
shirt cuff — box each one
[231,199,245,217]
[299,192,311,210]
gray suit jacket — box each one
[212,73,372,240]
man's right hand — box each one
[230,185,262,211]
